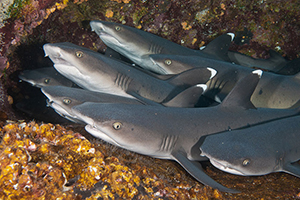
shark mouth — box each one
[209,159,244,176]
[85,124,121,146]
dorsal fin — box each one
[163,84,207,107]
[220,70,262,109]
[167,67,217,86]
[268,49,286,62]
[201,33,234,61]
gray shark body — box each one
[90,20,232,74]
[18,67,75,88]
[227,50,288,72]
[70,71,300,193]
[200,115,300,179]
[150,54,300,108]
[41,85,147,123]
[43,42,214,107]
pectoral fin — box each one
[171,150,240,193]
[282,162,300,178]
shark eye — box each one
[44,78,50,84]
[115,26,121,31]
[63,98,72,105]
[164,59,172,65]
[113,122,122,130]
[75,51,84,58]
[242,159,250,166]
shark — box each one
[89,20,233,74]
[41,85,207,122]
[70,70,300,192]
[43,42,215,108]
[149,54,300,108]
[18,67,75,88]
[200,115,300,179]
[41,85,148,123]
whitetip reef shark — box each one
[42,84,207,123]
[200,115,300,180]
[41,86,147,123]
[18,67,75,88]
[43,42,215,107]
[149,54,300,108]
[90,20,233,74]
[70,70,300,193]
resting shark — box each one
[70,70,300,192]
[227,50,289,72]
[90,20,233,74]
[43,42,215,107]
[41,86,147,123]
[200,115,300,179]
[18,67,75,88]
[149,54,300,108]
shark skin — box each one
[70,71,300,193]
[227,50,289,72]
[41,85,147,123]
[43,42,215,108]
[18,67,75,88]
[149,54,300,108]
[89,20,233,74]
[200,115,300,179]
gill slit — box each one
[160,135,178,152]
[115,73,133,90]
[149,43,163,54]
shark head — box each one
[200,132,277,176]
[41,86,84,121]
[43,42,101,86]
[18,67,74,88]
[43,42,133,97]
[72,102,171,157]
[149,54,195,74]
[90,20,149,55]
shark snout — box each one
[90,20,105,34]
[43,43,63,59]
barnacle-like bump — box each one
[113,122,122,130]
[75,51,84,58]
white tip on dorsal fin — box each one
[199,46,206,50]
[252,69,263,78]
[196,84,207,92]
[207,67,217,79]
[227,33,235,41]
